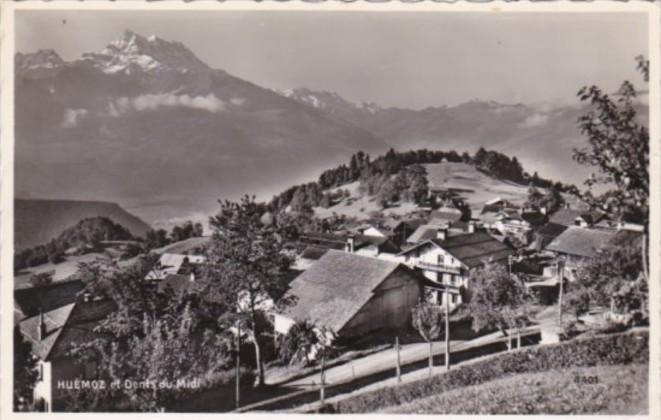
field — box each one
[14,252,110,289]
[312,181,419,219]
[383,364,648,414]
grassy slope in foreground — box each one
[329,330,648,413]
[384,364,647,415]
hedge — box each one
[331,330,648,413]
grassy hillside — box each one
[15,198,151,250]
[328,330,648,414]
[384,364,647,414]
[312,162,583,220]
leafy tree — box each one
[411,302,444,376]
[525,186,564,214]
[279,320,321,366]
[14,327,38,410]
[68,256,228,411]
[202,195,293,386]
[144,228,170,249]
[574,56,649,227]
[573,232,647,323]
[466,261,532,350]
[67,304,229,411]
[572,55,650,314]
[28,271,53,288]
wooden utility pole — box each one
[320,355,326,405]
[557,260,565,326]
[235,324,241,410]
[444,300,450,371]
[395,336,401,383]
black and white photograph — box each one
[2,1,659,416]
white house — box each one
[398,230,515,309]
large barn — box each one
[274,250,423,339]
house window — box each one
[437,254,442,265]
[37,362,44,381]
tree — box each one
[573,232,647,323]
[279,320,320,366]
[466,261,532,350]
[28,271,53,288]
[411,302,444,376]
[14,327,38,411]
[203,195,293,386]
[68,256,228,411]
[68,304,229,411]
[574,56,649,227]
[525,186,564,214]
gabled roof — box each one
[400,231,515,268]
[280,250,409,333]
[300,245,329,260]
[19,300,115,360]
[545,226,618,258]
[429,208,463,223]
[14,279,85,323]
[548,208,583,226]
[406,224,440,244]
[146,253,205,280]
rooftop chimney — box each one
[345,235,355,253]
[468,221,476,233]
[437,228,448,241]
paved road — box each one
[285,325,540,389]
[235,326,540,412]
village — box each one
[9,7,652,415]
[13,162,648,412]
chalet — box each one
[145,252,206,281]
[356,224,390,239]
[549,208,607,228]
[381,218,426,247]
[406,221,475,245]
[544,226,619,280]
[530,222,568,251]
[274,250,423,339]
[428,206,463,224]
[398,230,515,309]
[19,299,116,411]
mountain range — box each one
[15,30,648,225]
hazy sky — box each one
[16,11,649,109]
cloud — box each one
[108,93,225,116]
[230,97,246,106]
[520,112,549,128]
[61,108,88,128]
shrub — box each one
[331,330,648,413]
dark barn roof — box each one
[280,250,412,333]
[19,299,115,360]
[545,226,617,258]
[14,280,85,323]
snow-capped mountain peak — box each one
[81,30,209,75]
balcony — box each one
[415,261,463,274]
